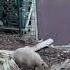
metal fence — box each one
[0,0,38,40]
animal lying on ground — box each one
[11,46,48,70]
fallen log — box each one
[0,52,21,70]
[31,38,54,51]
[50,44,70,52]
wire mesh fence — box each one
[0,0,38,40]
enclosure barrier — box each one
[0,0,38,40]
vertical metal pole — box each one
[35,0,39,40]
[22,0,27,29]
[32,0,38,40]
[17,0,23,37]
[35,0,38,40]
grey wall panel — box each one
[37,0,70,45]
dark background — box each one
[37,0,70,45]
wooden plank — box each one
[30,38,54,51]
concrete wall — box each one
[37,0,70,45]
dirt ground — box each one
[0,31,70,70]
[0,31,37,50]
